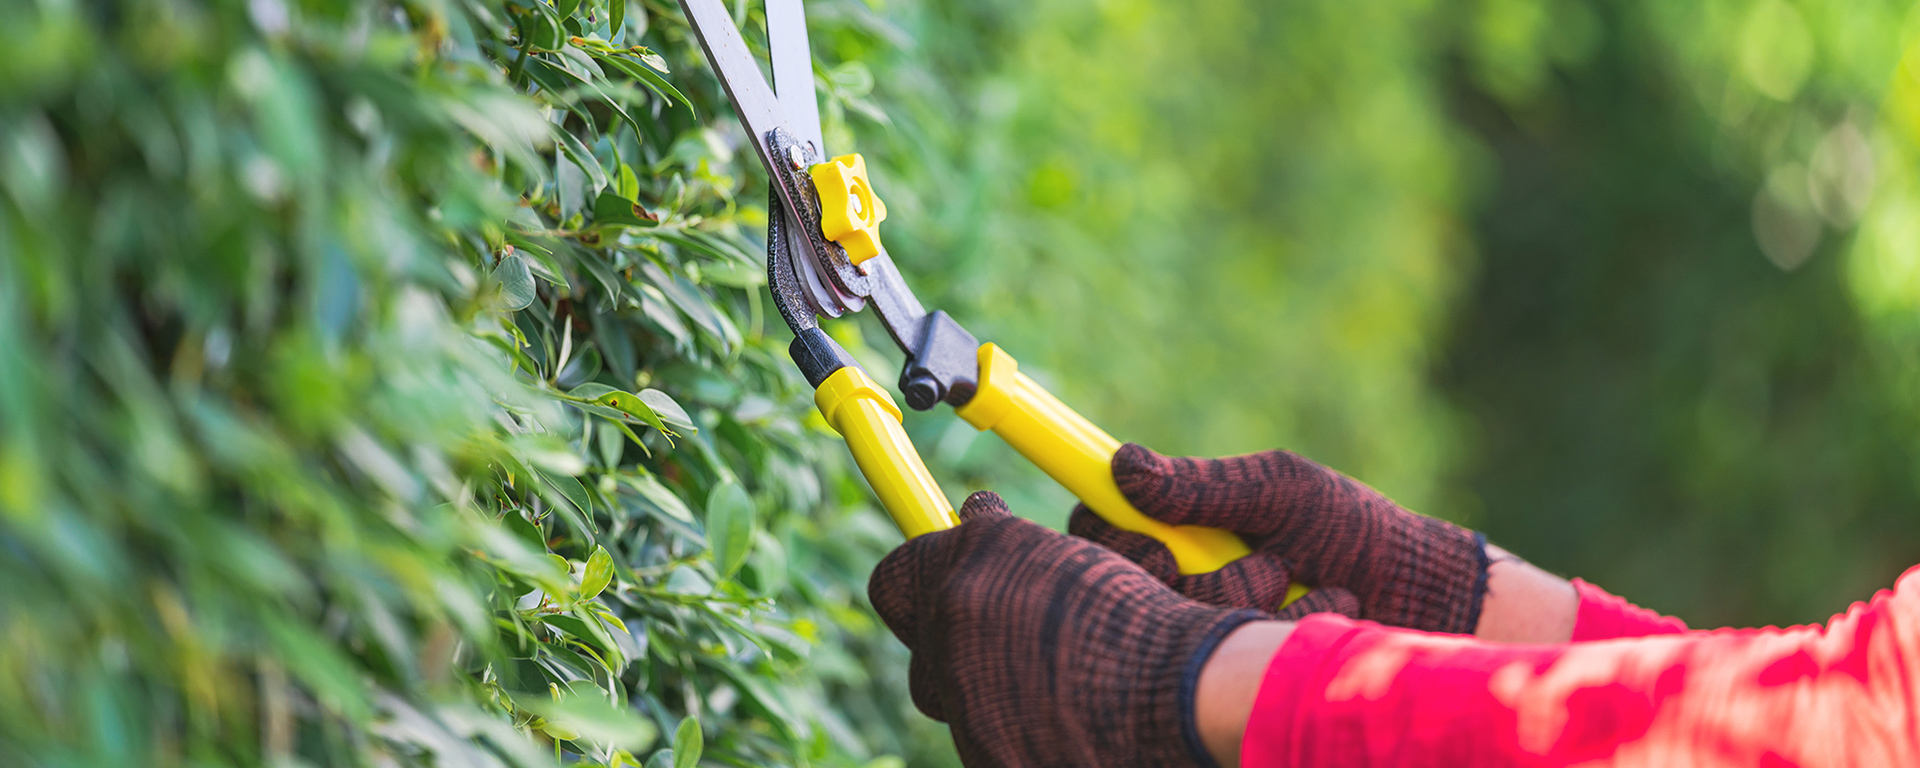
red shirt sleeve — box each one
[1569,578,1688,640]
[1242,566,1920,767]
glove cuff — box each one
[1379,524,1491,634]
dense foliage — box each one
[0,0,941,765]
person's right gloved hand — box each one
[870,491,1263,768]
[1069,444,1490,634]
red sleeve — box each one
[1569,578,1688,640]
[1242,566,1920,767]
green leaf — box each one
[705,481,755,579]
[505,509,547,551]
[594,52,693,113]
[264,618,374,723]
[624,474,694,523]
[577,247,626,304]
[746,529,788,597]
[639,389,696,434]
[522,692,656,751]
[632,49,669,73]
[610,0,627,41]
[568,382,673,437]
[594,191,658,229]
[543,470,592,515]
[617,162,640,201]
[556,129,609,193]
[493,253,537,311]
[580,545,614,600]
[519,5,567,51]
[536,469,595,544]
[542,613,623,671]
[557,0,582,21]
[672,717,702,768]
[640,262,739,353]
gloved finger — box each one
[870,492,1011,644]
[907,646,948,723]
[1165,551,1298,612]
[956,490,1013,524]
[1110,442,1350,535]
[869,531,943,651]
[867,490,1014,709]
[873,538,952,722]
[1066,504,1181,582]
[1272,585,1361,621]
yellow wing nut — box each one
[809,154,888,265]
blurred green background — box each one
[837,0,1920,630]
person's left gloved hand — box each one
[869,491,1264,768]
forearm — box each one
[1200,546,1681,764]
[1471,543,1578,643]
[1471,542,1688,642]
[1223,567,1920,767]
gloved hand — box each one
[869,491,1264,768]
[1069,444,1489,633]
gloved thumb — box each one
[1273,585,1361,621]
[1067,504,1181,582]
[956,490,1012,524]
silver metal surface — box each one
[766,0,862,317]
[766,0,823,155]
[680,0,866,318]
[676,0,812,258]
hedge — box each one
[0,0,939,765]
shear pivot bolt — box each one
[902,374,942,411]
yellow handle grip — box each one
[954,345,1309,605]
[815,366,959,538]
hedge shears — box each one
[677,0,1307,603]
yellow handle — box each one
[815,366,959,538]
[954,345,1309,605]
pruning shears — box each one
[677,0,1307,603]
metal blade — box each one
[676,0,809,232]
[680,0,868,318]
[766,0,823,153]
[765,0,860,317]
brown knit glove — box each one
[1069,444,1490,633]
[869,491,1263,768]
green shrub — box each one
[0,0,939,765]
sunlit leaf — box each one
[556,129,609,193]
[522,692,657,751]
[493,253,537,311]
[624,474,695,523]
[594,191,658,229]
[580,545,614,600]
[672,717,702,768]
[705,481,755,579]
[568,382,673,437]
[638,389,696,434]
